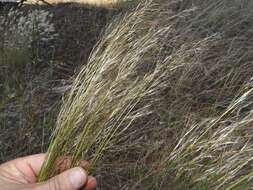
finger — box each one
[5,153,47,183]
[21,154,47,175]
[38,167,88,190]
[55,157,90,173]
[54,156,72,173]
[79,160,90,171]
[84,176,97,190]
[4,154,46,175]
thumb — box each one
[37,167,88,190]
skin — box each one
[0,153,97,190]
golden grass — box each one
[38,0,171,181]
[25,0,120,7]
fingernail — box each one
[69,167,87,189]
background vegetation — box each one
[1,0,253,189]
[0,2,117,161]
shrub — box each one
[0,7,58,89]
[0,8,57,53]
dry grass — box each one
[0,4,115,163]
[37,0,253,189]
[25,0,121,7]
[38,0,171,181]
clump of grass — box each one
[38,0,171,181]
[141,84,253,190]
[138,84,253,190]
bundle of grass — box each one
[159,84,253,190]
[38,0,171,182]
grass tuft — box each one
[38,0,171,181]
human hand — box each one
[0,153,97,190]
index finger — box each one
[20,153,47,175]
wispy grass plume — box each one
[38,0,170,181]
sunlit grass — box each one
[26,0,122,7]
[38,0,171,181]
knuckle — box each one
[49,176,62,190]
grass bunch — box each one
[38,0,171,181]
[147,84,253,190]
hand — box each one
[0,153,97,190]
